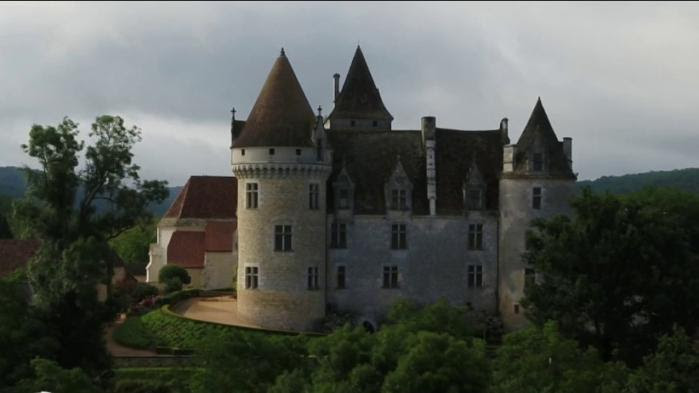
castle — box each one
[147,47,577,332]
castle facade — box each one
[148,47,577,332]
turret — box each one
[498,98,577,331]
[231,49,332,332]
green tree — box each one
[0,212,11,238]
[491,321,628,393]
[109,220,156,274]
[12,116,167,383]
[522,188,699,363]
[158,265,191,294]
[382,332,489,393]
[16,358,102,393]
[625,328,699,393]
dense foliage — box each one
[0,116,167,390]
[577,168,699,195]
[523,188,699,363]
[158,265,191,294]
[109,220,156,274]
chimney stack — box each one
[563,137,573,168]
[421,116,437,216]
[333,73,340,102]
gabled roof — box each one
[204,221,236,252]
[167,231,205,269]
[164,176,237,219]
[0,239,40,277]
[513,98,575,178]
[329,46,393,121]
[233,50,316,148]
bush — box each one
[114,367,201,393]
[158,266,191,294]
[132,283,159,302]
[113,317,158,349]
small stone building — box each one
[163,46,577,332]
[147,176,237,290]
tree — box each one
[158,265,191,294]
[12,116,167,383]
[0,212,11,238]
[625,328,699,393]
[109,219,156,274]
[522,188,699,363]
[15,358,102,393]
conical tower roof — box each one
[516,97,559,148]
[234,49,315,148]
[329,46,393,121]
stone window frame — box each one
[336,265,346,289]
[309,183,320,210]
[465,187,484,210]
[330,222,347,249]
[390,189,409,210]
[532,152,545,172]
[307,266,320,290]
[244,265,259,290]
[467,264,484,288]
[382,265,399,289]
[468,223,484,251]
[390,223,408,250]
[532,186,543,210]
[246,182,259,209]
[274,224,293,252]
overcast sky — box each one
[1,2,698,185]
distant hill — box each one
[0,166,181,217]
[577,168,699,195]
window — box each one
[309,184,320,210]
[307,267,319,290]
[467,264,483,288]
[246,183,258,209]
[468,223,483,250]
[269,148,276,155]
[533,153,544,172]
[391,224,407,249]
[382,265,399,288]
[331,222,347,249]
[372,120,378,127]
[338,188,350,209]
[337,266,346,289]
[514,304,520,314]
[525,268,536,290]
[391,189,408,210]
[245,266,258,289]
[532,187,542,210]
[274,225,292,251]
[296,149,302,156]
[316,139,323,161]
[241,149,246,156]
[468,189,483,210]
[350,120,356,127]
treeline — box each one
[578,168,699,195]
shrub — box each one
[113,317,158,349]
[158,266,191,294]
[132,283,159,302]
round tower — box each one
[231,50,332,332]
[498,98,577,331]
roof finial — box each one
[280,47,286,57]
[230,106,236,115]
[317,105,322,117]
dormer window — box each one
[463,159,486,211]
[391,189,408,210]
[269,148,275,155]
[533,153,544,172]
[467,188,483,210]
[338,189,350,209]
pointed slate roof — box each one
[329,46,393,121]
[512,98,575,178]
[234,50,316,147]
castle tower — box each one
[231,50,332,331]
[498,98,576,331]
[327,46,394,130]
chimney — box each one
[421,116,437,216]
[563,137,573,168]
[500,117,509,144]
[333,73,340,102]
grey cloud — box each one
[1,2,698,185]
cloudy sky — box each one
[1,2,698,185]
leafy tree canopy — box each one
[522,188,699,364]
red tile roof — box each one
[167,231,206,269]
[0,239,40,277]
[204,221,236,252]
[164,176,237,219]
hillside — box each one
[577,168,699,195]
[0,166,181,216]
